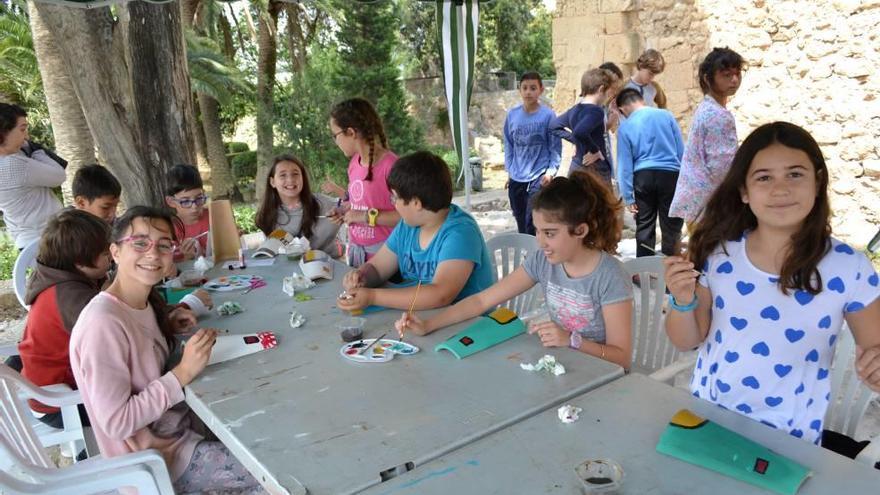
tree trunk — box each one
[199,93,238,200]
[255,1,280,204]
[36,3,196,208]
[180,0,212,187]
[28,3,96,204]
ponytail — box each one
[532,171,622,254]
[330,98,388,182]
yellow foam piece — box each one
[669,409,707,428]
[488,307,518,324]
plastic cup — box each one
[337,317,366,342]
[575,459,624,494]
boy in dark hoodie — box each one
[17,209,111,428]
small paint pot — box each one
[575,459,624,494]
[337,317,366,342]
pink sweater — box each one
[69,292,202,480]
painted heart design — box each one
[795,382,804,395]
[829,334,837,347]
[834,244,854,254]
[709,362,719,374]
[741,376,760,389]
[785,328,805,343]
[736,281,755,295]
[765,396,784,407]
[716,379,731,393]
[845,301,865,312]
[716,261,733,274]
[724,351,739,363]
[869,273,878,287]
[818,315,831,329]
[774,364,792,377]
[791,429,804,438]
[817,368,829,380]
[760,306,780,321]
[805,349,819,362]
[810,419,822,432]
[730,317,748,330]
[715,330,722,343]
[827,277,845,293]
[736,403,752,413]
[715,295,725,309]
[751,341,770,356]
[794,290,814,305]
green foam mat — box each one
[434,307,526,359]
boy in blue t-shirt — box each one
[337,151,494,312]
[503,71,562,235]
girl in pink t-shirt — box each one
[327,98,400,267]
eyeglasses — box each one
[170,194,208,208]
[331,129,345,141]
[116,235,178,254]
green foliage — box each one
[225,141,250,154]
[332,1,424,155]
[231,151,258,181]
[478,0,555,78]
[232,203,259,234]
[276,45,349,188]
[186,30,251,105]
[0,235,17,280]
[0,4,54,148]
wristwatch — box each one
[569,331,583,350]
[367,208,379,227]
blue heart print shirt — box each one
[690,234,880,444]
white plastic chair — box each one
[13,237,40,311]
[622,256,696,381]
[0,365,90,462]
[0,364,174,495]
[485,232,543,316]
[826,326,879,467]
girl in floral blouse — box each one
[669,48,745,225]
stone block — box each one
[863,160,880,178]
[834,58,871,78]
[604,12,632,34]
[599,0,638,14]
[556,0,599,17]
[603,32,640,64]
[659,60,696,92]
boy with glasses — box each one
[165,164,209,261]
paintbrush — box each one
[192,231,210,240]
[359,331,387,355]
[400,281,422,343]
[639,243,706,276]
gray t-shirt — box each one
[623,79,658,107]
[523,250,632,344]
[276,193,340,254]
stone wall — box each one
[553,0,880,243]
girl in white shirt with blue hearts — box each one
[664,121,880,446]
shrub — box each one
[0,235,17,280]
[231,151,258,181]
[225,141,250,154]
[232,203,259,234]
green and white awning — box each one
[435,0,480,207]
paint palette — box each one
[203,274,262,292]
[339,339,420,363]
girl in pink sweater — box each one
[70,206,264,493]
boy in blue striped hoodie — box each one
[502,72,562,235]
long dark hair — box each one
[255,155,320,238]
[330,97,388,181]
[111,206,178,348]
[531,170,623,254]
[689,121,831,295]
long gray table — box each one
[361,373,880,494]
[184,258,624,494]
